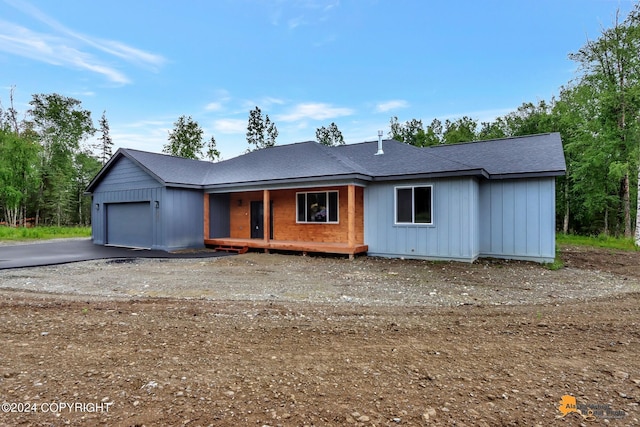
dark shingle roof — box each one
[124,149,215,186]
[86,133,566,192]
[334,139,485,178]
[425,132,566,178]
[202,142,369,187]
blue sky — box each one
[0,0,636,160]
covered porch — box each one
[204,237,368,257]
[203,185,368,258]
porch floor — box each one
[204,238,368,257]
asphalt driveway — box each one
[0,239,231,269]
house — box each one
[85,132,566,262]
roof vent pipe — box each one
[375,130,384,155]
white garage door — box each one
[106,202,153,248]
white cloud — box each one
[375,99,409,113]
[205,102,224,112]
[0,21,131,84]
[269,0,340,29]
[288,16,305,29]
[213,118,247,134]
[277,102,354,122]
[204,89,233,112]
[94,39,166,70]
[241,96,286,111]
[0,0,166,83]
[110,128,168,152]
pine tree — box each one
[98,111,113,165]
[206,135,221,162]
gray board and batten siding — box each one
[479,177,556,262]
[91,156,204,251]
[364,177,481,262]
[364,176,556,263]
[87,133,566,262]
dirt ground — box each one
[0,245,639,426]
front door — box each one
[250,201,263,239]
[250,201,274,239]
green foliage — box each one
[0,226,91,241]
[316,122,345,146]
[246,106,278,152]
[163,115,204,159]
[385,5,640,239]
[543,258,564,271]
[0,128,40,226]
[74,152,102,225]
[557,233,638,251]
[28,93,96,226]
[442,116,477,144]
[567,6,640,238]
[389,116,431,146]
[98,111,113,165]
[205,136,221,162]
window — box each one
[297,191,339,223]
[395,185,433,225]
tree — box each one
[568,6,640,239]
[424,119,444,146]
[316,122,345,146]
[163,115,204,159]
[28,93,95,226]
[98,111,113,165]
[205,135,221,162]
[0,128,40,226]
[477,118,508,141]
[0,86,20,134]
[442,116,478,144]
[246,106,278,152]
[388,116,430,146]
[72,151,102,225]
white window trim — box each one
[394,185,434,226]
[296,190,340,224]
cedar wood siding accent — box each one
[478,177,556,262]
[364,177,480,262]
[227,186,364,244]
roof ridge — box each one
[430,132,556,148]
[423,144,481,170]
[319,143,372,175]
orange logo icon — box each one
[558,395,598,421]
[558,395,581,417]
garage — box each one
[106,202,153,248]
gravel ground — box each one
[0,249,637,306]
[0,245,639,426]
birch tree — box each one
[246,106,278,152]
[163,115,204,159]
[569,6,640,239]
[316,122,345,146]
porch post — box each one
[347,185,355,248]
[203,193,210,240]
[263,189,271,245]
